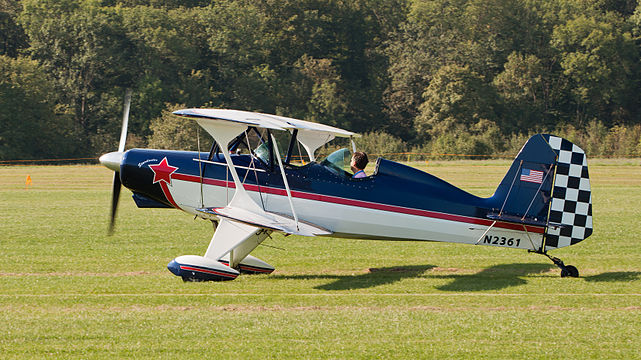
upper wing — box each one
[173,108,357,160]
[173,108,356,137]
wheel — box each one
[560,265,579,278]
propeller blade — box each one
[107,88,131,235]
[108,172,122,235]
[118,88,132,153]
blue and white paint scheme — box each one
[101,108,592,281]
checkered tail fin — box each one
[543,135,593,250]
[491,134,557,226]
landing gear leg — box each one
[542,252,579,277]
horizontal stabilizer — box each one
[197,206,332,237]
[486,213,548,227]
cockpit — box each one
[205,125,367,180]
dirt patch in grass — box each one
[369,267,417,273]
[430,267,466,273]
[0,271,151,277]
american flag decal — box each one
[520,168,543,184]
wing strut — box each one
[474,221,496,245]
[520,165,554,221]
[498,160,522,216]
[521,224,538,251]
[245,130,266,210]
[271,133,299,230]
[197,126,204,208]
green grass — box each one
[1,161,640,359]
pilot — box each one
[351,151,369,178]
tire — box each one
[561,265,579,278]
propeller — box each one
[102,88,132,235]
[108,172,122,234]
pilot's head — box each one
[351,151,368,171]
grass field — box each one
[1,160,640,359]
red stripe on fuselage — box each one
[218,260,274,273]
[239,265,274,273]
[159,181,180,208]
[170,172,545,234]
[179,265,238,279]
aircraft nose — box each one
[99,151,124,172]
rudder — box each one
[544,135,593,249]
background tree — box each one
[0,0,28,57]
[147,104,203,151]
[415,65,499,139]
[19,0,137,154]
[0,56,74,160]
[3,0,641,159]
[551,12,639,127]
[493,52,550,132]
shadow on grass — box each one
[271,265,436,290]
[272,263,556,291]
[583,272,641,282]
[432,263,554,292]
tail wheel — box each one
[538,253,579,278]
[561,265,579,278]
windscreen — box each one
[320,148,352,177]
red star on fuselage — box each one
[149,157,178,185]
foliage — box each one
[147,104,203,151]
[416,65,499,140]
[493,52,551,131]
[0,0,28,57]
[3,0,641,160]
[551,12,640,126]
[428,120,504,159]
[554,120,641,157]
[0,55,75,160]
[353,131,407,159]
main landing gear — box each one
[531,251,579,278]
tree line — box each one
[2,0,641,161]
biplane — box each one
[100,104,592,281]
